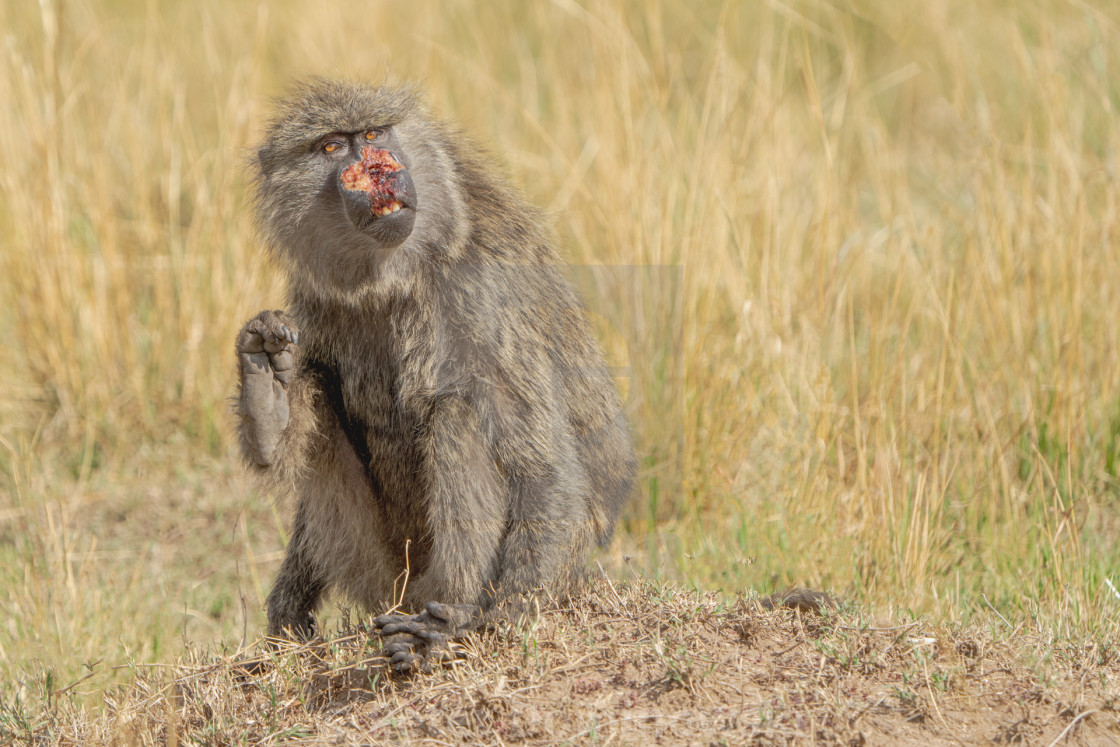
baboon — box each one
[235,79,635,671]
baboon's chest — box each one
[337,337,404,427]
[299,295,433,506]
[324,323,427,494]
[306,343,429,565]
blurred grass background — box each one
[1,0,1119,706]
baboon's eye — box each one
[322,141,343,154]
[364,129,386,141]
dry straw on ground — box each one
[15,580,1120,745]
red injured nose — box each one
[340,146,407,215]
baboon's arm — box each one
[413,395,507,604]
[373,395,522,672]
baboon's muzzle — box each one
[339,145,418,246]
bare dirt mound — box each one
[23,581,1120,745]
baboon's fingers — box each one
[270,350,295,371]
[279,324,299,345]
[425,601,479,630]
[237,327,266,355]
[383,633,427,673]
[382,633,417,657]
[373,613,415,630]
[377,618,427,637]
[240,311,300,355]
[261,337,290,355]
[379,616,465,675]
[270,350,295,387]
[376,603,480,639]
[388,644,451,675]
[413,630,451,645]
[378,617,461,640]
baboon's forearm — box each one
[409,396,507,607]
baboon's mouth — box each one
[340,146,415,217]
[373,200,405,216]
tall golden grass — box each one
[1,0,1119,693]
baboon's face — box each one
[256,82,468,296]
[314,127,418,249]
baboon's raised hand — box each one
[236,310,298,466]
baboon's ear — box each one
[257,147,270,169]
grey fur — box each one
[235,79,635,668]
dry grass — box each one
[1,0,1120,740]
[10,580,1120,745]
